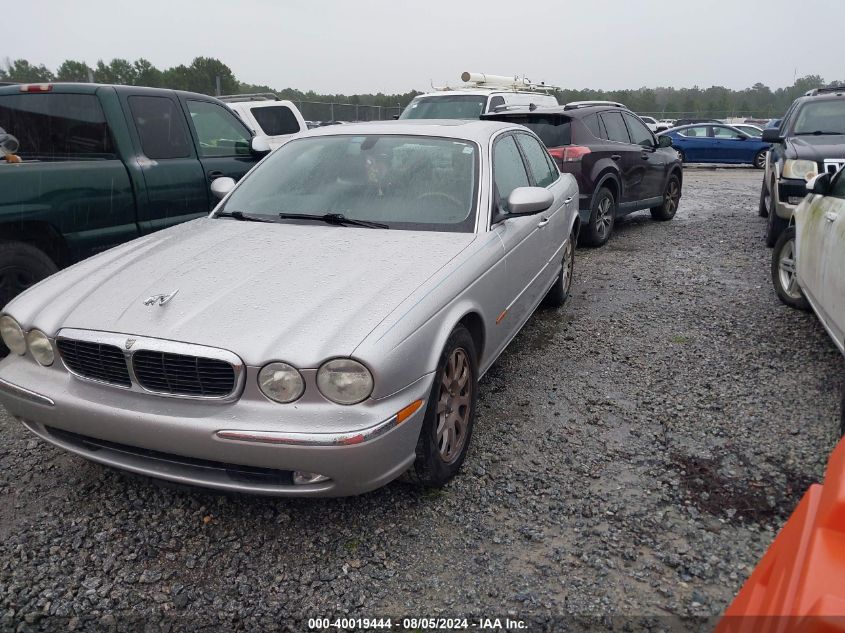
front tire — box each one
[583,187,615,247]
[771,226,810,311]
[765,178,788,247]
[753,149,767,170]
[408,326,478,487]
[544,233,575,308]
[758,179,770,217]
[676,149,686,163]
[650,174,681,221]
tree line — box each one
[2,56,842,118]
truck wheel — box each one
[758,180,769,217]
[765,179,788,247]
[407,325,478,488]
[0,241,58,357]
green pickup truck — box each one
[0,82,271,310]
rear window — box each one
[500,115,571,148]
[400,95,488,120]
[250,105,301,136]
[0,93,115,160]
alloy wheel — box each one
[436,348,472,463]
[777,237,802,300]
[596,197,613,239]
[664,180,680,215]
[754,152,766,169]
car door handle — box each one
[641,153,650,160]
[537,217,550,228]
[611,154,622,161]
[207,170,225,181]
[825,211,838,223]
[564,196,574,204]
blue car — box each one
[661,123,770,168]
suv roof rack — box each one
[217,93,280,103]
[564,100,627,110]
[804,86,845,96]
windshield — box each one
[400,95,488,120]
[793,100,845,135]
[221,134,479,232]
[497,115,571,148]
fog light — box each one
[293,471,330,485]
[787,196,803,205]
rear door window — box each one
[679,126,708,138]
[186,100,252,157]
[0,93,116,160]
[128,96,192,159]
[600,112,631,144]
[516,133,557,187]
[250,105,301,135]
[583,114,607,140]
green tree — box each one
[56,60,91,82]
[133,59,162,87]
[4,59,54,82]
[94,58,138,85]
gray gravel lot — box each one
[1,168,843,632]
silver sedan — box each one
[0,120,580,496]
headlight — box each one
[258,362,305,403]
[26,329,54,366]
[783,159,818,181]
[0,315,26,356]
[316,358,373,405]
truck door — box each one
[182,98,258,193]
[123,94,209,234]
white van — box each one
[399,72,559,120]
[219,94,308,149]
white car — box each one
[772,167,845,434]
[399,72,558,120]
[639,115,659,133]
[219,94,308,149]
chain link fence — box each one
[294,101,404,123]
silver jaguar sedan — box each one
[0,120,579,496]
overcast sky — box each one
[5,0,844,94]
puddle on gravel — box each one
[673,452,816,524]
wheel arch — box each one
[0,221,70,268]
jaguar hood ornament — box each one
[143,289,179,307]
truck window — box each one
[128,96,192,159]
[186,100,251,157]
[0,93,115,161]
[250,105,300,135]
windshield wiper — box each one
[794,130,844,136]
[276,213,388,229]
[215,211,280,223]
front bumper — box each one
[0,358,432,496]
[775,177,806,220]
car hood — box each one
[787,135,845,161]
[9,218,476,367]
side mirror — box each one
[210,176,236,200]
[657,135,673,148]
[806,172,831,195]
[250,135,271,154]
[736,135,747,141]
[761,128,782,144]
[507,187,554,216]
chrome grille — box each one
[56,339,131,387]
[132,350,235,397]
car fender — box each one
[589,166,622,206]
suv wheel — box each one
[584,188,615,247]
[771,226,810,311]
[651,174,681,221]
[758,180,770,217]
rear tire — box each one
[0,241,59,358]
[650,174,681,221]
[544,233,575,308]
[408,325,478,488]
[583,187,615,247]
[771,226,810,311]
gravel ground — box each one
[1,168,843,632]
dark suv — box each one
[485,103,683,246]
[760,87,845,246]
